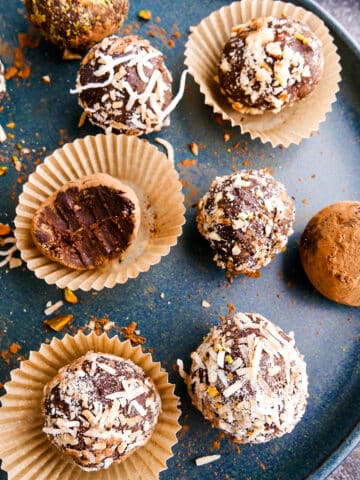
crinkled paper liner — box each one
[184,0,341,147]
[0,331,181,480]
[14,134,185,291]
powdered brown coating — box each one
[42,352,161,471]
[0,60,6,102]
[300,201,360,306]
[24,0,129,51]
[218,16,324,114]
[197,169,295,275]
[31,173,140,270]
[185,313,308,444]
[74,35,173,135]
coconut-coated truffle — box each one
[42,352,161,471]
[73,35,173,135]
[218,16,324,114]
[300,201,360,306]
[24,0,129,51]
[182,312,308,443]
[197,169,295,275]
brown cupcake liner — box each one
[14,134,185,291]
[0,331,181,480]
[184,0,341,147]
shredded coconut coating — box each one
[197,169,295,275]
[186,313,308,443]
[0,60,6,101]
[218,16,324,114]
[42,352,161,471]
[24,0,129,51]
[74,35,173,135]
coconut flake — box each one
[195,454,221,466]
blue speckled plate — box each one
[0,1,359,479]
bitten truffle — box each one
[197,169,295,275]
[24,0,129,51]
[300,201,360,306]
[180,312,308,443]
[0,60,6,102]
[31,173,140,270]
[218,16,324,114]
[73,35,173,135]
[42,352,161,471]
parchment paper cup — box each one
[0,331,181,480]
[15,134,185,291]
[185,0,341,147]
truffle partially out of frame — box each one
[300,201,360,306]
[24,0,129,51]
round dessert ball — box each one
[300,201,360,306]
[24,0,129,51]
[73,35,173,135]
[0,60,6,102]
[218,16,324,114]
[196,169,295,275]
[185,312,308,443]
[42,352,161,471]
[31,173,140,270]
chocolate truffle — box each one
[181,312,308,443]
[31,173,140,270]
[300,201,360,306]
[0,60,6,102]
[197,169,295,275]
[42,352,161,471]
[72,35,173,135]
[218,16,324,114]
[24,0,129,51]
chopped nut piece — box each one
[121,321,146,345]
[64,287,78,304]
[223,132,231,142]
[9,343,21,354]
[138,9,152,21]
[78,111,87,128]
[0,166,7,176]
[62,48,82,61]
[44,314,74,331]
[225,354,233,364]
[189,142,199,156]
[294,32,310,45]
[201,300,211,308]
[42,75,51,83]
[0,224,11,236]
[207,386,219,397]
[6,122,15,129]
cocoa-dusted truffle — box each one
[24,0,129,51]
[72,35,173,135]
[179,312,308,443]
[42,352,161,471]
[0,60,6,102]
[31,173,140,270]
[300,201,360,306]
[197,169,295,275]
[218,16,324,114]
